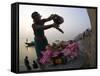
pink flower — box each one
[62,42,79,58]
[62,47,71,56]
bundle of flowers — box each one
[39,40,79,65]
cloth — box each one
[62,42,79,58]
[34,36,48,58]
[39,50,53,64]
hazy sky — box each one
[19,4,91,44]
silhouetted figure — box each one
[24,56,32,71]
[31,12,61,58]
[32,60,38,69]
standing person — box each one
[32,60,38,69]
[31,12,59,59]
[24,56,32,71]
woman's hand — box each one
[49,14,55,19]
[52,23,60,28]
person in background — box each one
[24,56,32,71]
[32,60,38,69]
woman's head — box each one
[31,12,41,22]
[25,56,28,59]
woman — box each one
[31,12,59,59]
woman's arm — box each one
[32,23,59,30]
[42,14,54,23]
[32,23,64,33]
